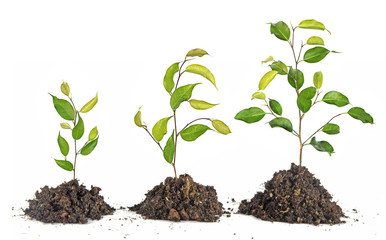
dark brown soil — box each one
[238,163,344,225]
[130,174,223,222]
[25,179,114,224]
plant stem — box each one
[73,138,78,180]
[68,96,78,180]
[144,127,164,152]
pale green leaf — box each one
[152,116,173,142]
[211,119,231,135]
[184,64,217,89]
[170,83,200,110]
[80,92,98,113]
[189,99,218,110]
[258,70,278,90]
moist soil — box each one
[130,174,223,222]
[25,179,114,224]
[238,163,344,225]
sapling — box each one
[50,81,99,180]
[235,19,373,169]
[135,48,231,179]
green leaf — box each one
[152,116,173,142]
[186,48,209,57]
[180,124,210,141]
[55,159,73,171]
[134,106,144,127]
[322,91,350,107]
[322,123,340,135]
[261,56,274,64]
[269,117,293,132]
[269,21,291,41]
[310,137,334,156]
[211,119,231,135]
[297,87,316,113]
[189,99,218,110]
[57,132,69,156]
[60,122,72,130]
[184,64,217,89]
[170,83,200,110]
[269,99,282,116]
[303,47,330,63]
[258,70,278,90]
[89,126,98,141]
[163,130,175,164]
[80,92,98,113]
[287,67,304,89]
[163,62,179,93]
[72,115,84,140]
[269,61,288,75]
[298,19,330,33]
[348,107,374,124]
[251,91,266,100]
[307,36,324,45]
[235,107,266,124]
[80,137,99,155]
[49,94,75,121]
[60,81,70,96]
[313,71,323,89]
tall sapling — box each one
[135,48,231,179]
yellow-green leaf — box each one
[298,19,330,33]
[170,83,200,110]
[60,122,72,130]
[80,137,99,155]
[60,81,70,96]
[186,48,209,57]
[251,91,266,100]
[89,126,98,141]
[80,92,98,113]
[189,99,218,110]
[134,106,144,127]
[211,119,231,135]
[184,64,217,89]
[313,71,323,89]
[152,116,173,142]
[307,36,324,45]
[258,70,278,90]
[163,62,179,93]
[261,56,274,64]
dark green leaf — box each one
[80,137,99,155]
[152,116,173,142]
[258,70,278,90]
[72,115,84,140]
[348,107,374,124]
[57,132,69,156]
[49,94,75,121]
[234,107,266,124]
[163,62,179,93]
[269,99,282,116]
[269,117,293,132]
[55,159,73,171]
[184,64,217,89]
[322,91,349,107]
[180,124,210,142]
[287,67,304,89]
[170,83,200,110]
[186,48,209,57]
[322,123,340,135]
[163,131,175,164]
[270,21,291,41]
[313,71,323,89]
[303,47,330,63]
[269,61,288,75]
[297,87,316,113]
[310,137,334,156]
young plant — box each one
[50,81,99,180]
[235,19,373,168]
[135,48,231,179]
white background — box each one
[2,0,386,239]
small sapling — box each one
[50,81,99,180]
[135,48,231,179]
[235,19,373,168]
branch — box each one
[143,127,164,152]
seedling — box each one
[235,19,373,168]
[50,82,99,180]
[135,48,231,179]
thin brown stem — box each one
[172,110,178,179]
[144,127,164,152]
[174,57,187,90]
[68,96,78,180]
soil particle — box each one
[238,163,344,225]
[24,179,114,224]
[130,174,222,222]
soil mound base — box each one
[130,174,222,222]
[238,163,344,225]
[25,180,114,224]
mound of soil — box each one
[25,179,114,224]
[238,163,344,225]
[130,174,222,222]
